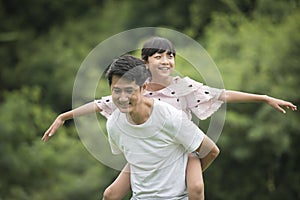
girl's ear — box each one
[143,60,149,69]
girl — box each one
[42,37,297,200]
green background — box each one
[0,0,299,199]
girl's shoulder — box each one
[162,76,204,97]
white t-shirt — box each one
[107,99,204,199]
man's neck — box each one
[126,98,154,125]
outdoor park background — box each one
[0,0,299,199]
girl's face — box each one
[146,51,175,80]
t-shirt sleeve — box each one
[106,114,122,155]
[167,108,204,153]
[94,95,116,118]
[108,135,122,155]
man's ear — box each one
[142,84,147,90]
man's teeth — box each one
[159,67,170,70]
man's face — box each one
[110,75,142,113]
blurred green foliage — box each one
[0,0,299,199]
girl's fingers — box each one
[42,127,53,142]
[280,108,286,114]
[275,104,286,114]
[286,104,297,111]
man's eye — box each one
[125,89,134,94]
[113,89,121,94]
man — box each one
[105,55,219,200]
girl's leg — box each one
[103,164,131,200]
[186,154,204,200]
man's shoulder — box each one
[153,99,183,118]
[154,99,178,110]
[107,109,121,128]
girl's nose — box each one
[161,56,169,64]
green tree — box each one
[203,2,300,199]
[0,87,110,199]
[1,0,299,199]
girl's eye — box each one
[167,54,174,59]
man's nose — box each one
[119,92,130,101]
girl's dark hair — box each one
[106,55,150,87]
[141,37,176,62]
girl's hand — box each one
[266,96,297,114]
[42,115,65,142]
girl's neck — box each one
[147,76,172,91]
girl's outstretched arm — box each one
[219,90,297,113]
[42,101,101,142]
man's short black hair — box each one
[106,55,151,87]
